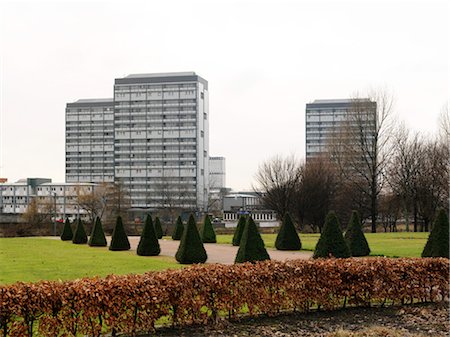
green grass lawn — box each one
[0,232,429,285]
[0,237,181,285]
[216,232,429,257]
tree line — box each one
[255,92,449,233]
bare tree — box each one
[75,183,109,225]
[254,155,302,220]
[105,180,131,221]
[438,101,450,142]
[378,192,401,232]
[296,156,337,232]
[330,89,395,232]
[387,126,424,231]
[22,197,53,227]
[416,139,449,231]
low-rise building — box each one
[0,178,95,219]
[222,192,278,227]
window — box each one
[203,113,207,120]
[201,131,204,137]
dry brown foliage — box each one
[0,258,448,336]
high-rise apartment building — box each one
[208,156,226,191]
[66,99,115,183]
[113,72,209,210]
[65,72,209,211]
[305,99,376,161]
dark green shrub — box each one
[175,214,207,264]
[235,216,270,263]
[88,217,107,247]
[201,215,216,243]
[313,212,351,258]
[172,216,184,240]
[422,209,449,258]
[60,218,73,241]
[72,218,88,244]
[275,213,301,250]
[154,216,163,239]
[232,215,246,246]
[344,210,370,256]
[109,216,130,251]
[137,215,160,256]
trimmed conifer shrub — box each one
[60,218,73,241]
[109,216,131,251]
[172,216,184,240]
[137,215,161,256]
[232,215,246,246]
[72,218,88,244]
[154,216,163,239]
[201,215,217,243]
[175,214,207,264]
[275,213,301,250]
[422,209,449,258]
[344,210,370,256]
[235,216,270,263]
[313,212,351,258]
[88,217,107,247]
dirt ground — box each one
[148,302,449,337]
[127,237,313,264]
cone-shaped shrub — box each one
[137,215,161,256]
[275,213,301,250]
[172,216,184,240]
[60,218,73,241]
[232,215,247,246]
[201,215,217,243]
[422,209,449,258]
[175,214,207,264]
[344,210,370,256]
[72,218,88,244]
[235,216,270,263]
[154,216,163,239]
[88,217,107,247]
[109,216,130,251]
[313,212,351,258]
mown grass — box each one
[0,232,429,284]
[0,237,182,285]
[216,232,429,258]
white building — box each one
[209,156,226,190]
[0,178,95,218]
[66,72,210,211]
[66,99,115,183]
[305,99,376,161]
[222,192,278,227]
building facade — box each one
[66,99,115,183]
[0,178,95,219]
[222,192,277,227]
[305,99,376,161]
[209,156,226,190]
[66,72,209,211]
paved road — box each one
[126,237,312,264]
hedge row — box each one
[0,258,448,337]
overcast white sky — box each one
[0,0,448,190]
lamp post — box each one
[52,192,57,236]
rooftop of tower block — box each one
[66,98,114,108]
[114,72,208,89]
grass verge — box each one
[0,237,181,284]
[216,232,429,257]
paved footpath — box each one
[126,237,312,264]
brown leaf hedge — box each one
[0,258,448,336]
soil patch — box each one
[147,302,449,337]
